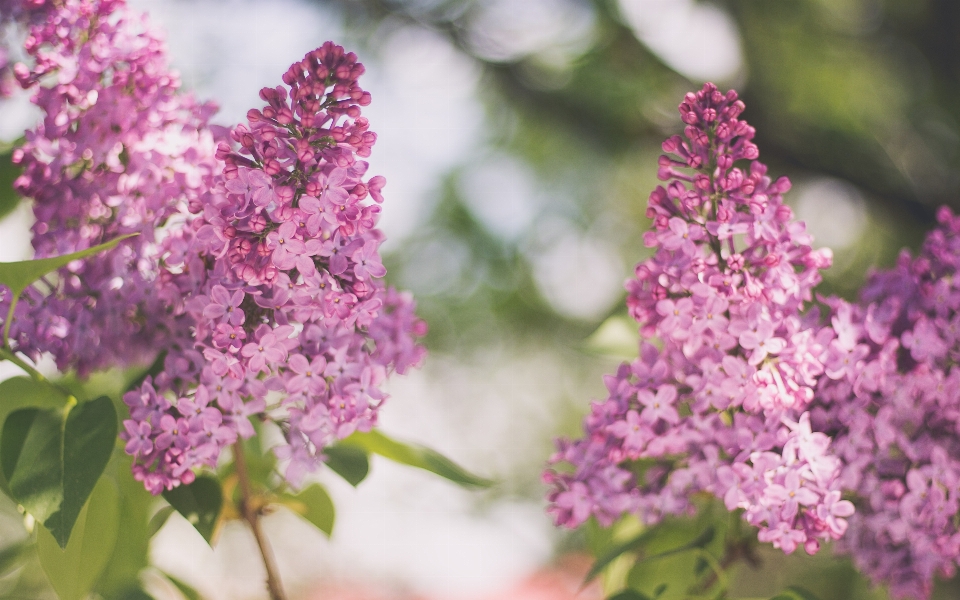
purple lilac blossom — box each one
[544,83,852,556]
[121,42,427,494]
[811,207,960,600]
[3,0,221,374]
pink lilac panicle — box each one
[3,0,220,374]
[121,42,426,494]
[545,83,851,556]
[811,206,960,600]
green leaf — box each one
[1,396,117,547]
[652,583,667,598]
[162,572,204,600]
[0,376,69,496]
[585,526,715,585]
[147,505,176,539]
[236,428,277,484]
[585,314,639,359]
[0,233,137,298]
[36,476,120,600]
[340,430,493,488]
[607,591,651,600]
[584,527,659,584]
[0,151,21,222]
[162,475,223,545]
[0,541,28,576]
[114,588,156,600]
[770,587,821,600]
[641,526,715,560]
[281,483,335,537]
[217,421,277,489]
[323,444,370,487]
[61,397,119,541]
[93,449,160,598]
[123,351,167,394]
[786,587,821,600]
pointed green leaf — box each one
[789,587,821,600]
[323,444,369,487]
[115,589,156,600]
[217,421,278,488]
[607,591,651,600]
[162,572,204,600]
[237,428,277,484]
[340,430,492,488]
[162,475,223,545]
[0,376,69,418]
[147,505,176,539]
[584,526,714,585]
[774,587,821,600]
[36,476,120,600]
[0,376,69,496]
[628,526,715,566]
[0,233,137,298]
[586,314,639,359]
[94,449,159,598]
[584,527,658,584]
[0,151,21,222]
[0,540,28,576]
[59,396,118,546]
[1,396,117,547]
[281,483,335,536]
[3,408,64,520]
[123,350,168,394]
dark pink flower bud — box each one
[264,159,282,176]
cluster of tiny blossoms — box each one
[0,1,41,95]
[809,207,960,599]
[3,0,220,373]
[121,43,426,493]
[545,84,852,555]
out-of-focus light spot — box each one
[529,222,625,320]
[0,201,33,261]
[617,0,743,83]
[129,0,340,127]
[585,315,638,360]
[0,92,40,142]
[812,0,883,35]
[364,26,483,246]
[794,178,867,250]
[459,154,543,242]
[401,236,473,297]
[466,0,595,63]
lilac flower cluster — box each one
[4,0,220,373]
[810,207,960,599]
[121,43,426,493]
[544,84,853,555]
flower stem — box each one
[233,440,287,600]
[0,347,46,383]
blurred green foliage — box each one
[312,0,960,597]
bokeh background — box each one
[1,0,960,598]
